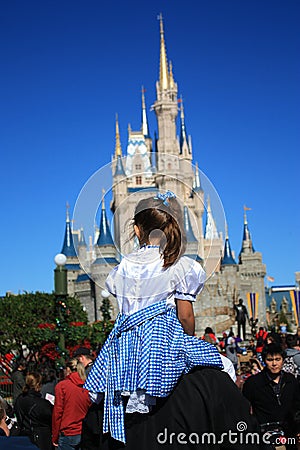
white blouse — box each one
[105,246,206,315]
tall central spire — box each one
[141,86,150,138]
[114,114,122,158]
[159,13,169,90]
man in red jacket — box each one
[52,360,91,449]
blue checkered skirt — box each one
[84,300,222,443]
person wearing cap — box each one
[73,348,94,376]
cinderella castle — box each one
[57,17,278,335]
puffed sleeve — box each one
[173,257,206,302]
[105,265,119,296]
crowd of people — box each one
[0,192,299,449]
[1,328,299,449]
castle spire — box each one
[114,114,122,158]
[193,162,202,192]
[159,13,169,90]
[96,191,114,247]
[183,206,197,242]
[179,96,190,153]
[204,196,219,240]
[61,203,77,257]
[240,206,254,254]
[221,223,237,265]
[141,86,150,138]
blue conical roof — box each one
[61,214,77,257]
[96,204,114,246]
[221,237,237,265]
[114,155,125,176]
[183,206,197,242]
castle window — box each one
[136,176,142,185]
[135,164,142,171]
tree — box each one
[0,292,88,358]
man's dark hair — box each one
[261,343,286,362]
[286,334,298,349]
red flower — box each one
[69,321,85,327]
[38,323,56,330]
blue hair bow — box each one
[154,190,176,206]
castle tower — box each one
[238,209,266,323]
[61,204,81,295]
[90,194,119,321]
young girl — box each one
[84,192,223,443]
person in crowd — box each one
[41,369,57,405]
[225,330,238,371]
[283,334,300,379]
[233,298,249,341]
[243,343,300,448]
[73,347,94,376]
[0,401,10,437]
[249,357,263,375]
[14,372,53,450]
[11,358,26,405]
[201,327,219,346]
[52,359,91,449]
[218,331,227,352]
[202,333,235,381]
[295,327,300,347]
[255,327,268,357]
[247,338,257,356]
[83,192,226,446]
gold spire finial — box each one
[114,114,122,158]
[243,205,251,224]
[158,13,169,90]
[128,123,131,137]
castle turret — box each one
[60,204,81,295]
[221,225,237,266]
[61,205,77,258]
[95,193,115,255]
[240,207,255,256]
[238,208,266,324]
[90,194,119,322]
[179,97,192,159]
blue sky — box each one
[1,0,299,295]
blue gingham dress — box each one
[84,246,223,443]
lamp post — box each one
[54,253,67,367]
[100,289,111,321]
